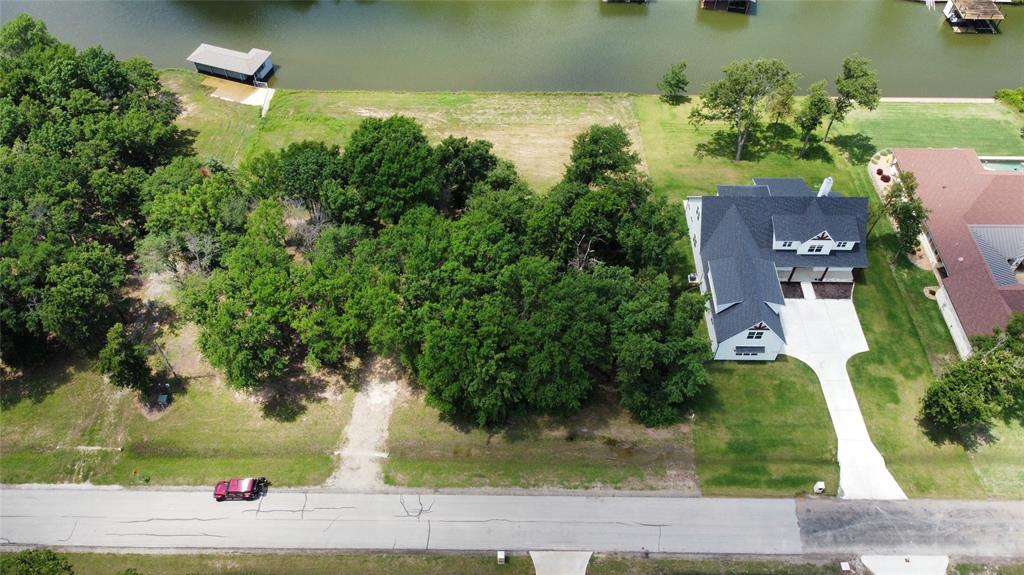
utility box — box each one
[497,551,506,565]
[813,481,826,494]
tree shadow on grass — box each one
[0,356,78,409]
[695,124,802,162]
[918,412,998,452]
[801,142,836,164]
[695,129,768,162]
[832,132,878,165]
[259,364,329,422]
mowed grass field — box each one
[1,552,844,575]
[162,69,643,191]
[0,356,354,486]
[691,358,839,497]
[840,102,1024,157]
[384,388,697,491]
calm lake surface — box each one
[3,0,1022,96]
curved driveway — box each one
[780,298,907,500]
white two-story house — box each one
[685,177,869,361]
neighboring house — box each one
[685,178,869,361]
[892,148,1024,350]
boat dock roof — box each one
[187,43,272,75]
[951,0,1004,20]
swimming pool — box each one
[980,158,1024,173]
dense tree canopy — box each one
[4,15,713,426]
[180,200,295,388]
[1,15,187,359]
[342,115,439,224]
[214,118,707,425]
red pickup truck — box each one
[213,477,268,502]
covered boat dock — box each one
[943,0,1004,33]
[187,43,274,85]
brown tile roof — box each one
[893,148,1024,336]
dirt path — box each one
[325,364,402,489]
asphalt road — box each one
[2,487,1023,557]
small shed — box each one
[187,43,274,85]
[944,0,1003,33]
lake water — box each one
[3,0,1022,96]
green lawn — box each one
[0,552,847,575]
[1,346,354,486]
[838,102,1024,159]
[384,389,696,491]
[635,95,857,200]
[691,358,839,497]
[161,69,262,167]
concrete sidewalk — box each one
[780,299,906,500]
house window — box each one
[807,245,824,253]
[746,331,764,340]
[835,241,848,248]
[781,241,793,248]
[735,346,765,356]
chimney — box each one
[817,177,833,197]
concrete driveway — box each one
[780,298,907,500]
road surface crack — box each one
[426,520,431,550]
[104,532,226,538]
[398,495,434,521]
[119,517,223,523]
[58,520,78,543]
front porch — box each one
[777,267,854,283]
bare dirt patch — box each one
[326,357,406,489]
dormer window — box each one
[781,241,794,248]
[807,245,824,253]
[836,241,848,248]
[746,331,764,340]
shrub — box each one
[876,168,884,175]
[995,87,1024,112]
[880,174,891,183]
[0,549,74,575]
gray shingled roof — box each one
[701,196,869,269]
[752,178,813,196]
[702,206,786,342]
[970,225,1024,287]
[717,185,771,197]
[698,178,869,345]
[772,202,861,242]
